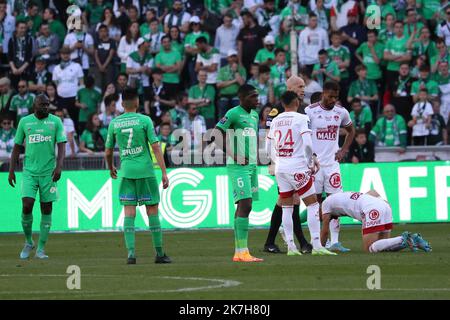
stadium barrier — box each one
[0,161,449,233]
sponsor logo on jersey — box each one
[350,192,363,200]
[28,134,52,143]
[242,128,256,137]
[316,125,339,140]
[329,173,341,188]
[369,209,380,221]
[50,187,57,194]
[276,148,293,157]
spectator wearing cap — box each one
[9,79,35,123]
[148,67,175,118]
[164,0,191,35]
[28,56,52,95]
[43,8,66,44]
[63,21,95,79]
[437,4,450,47]
[237,9,268,73]
[195,36,220,86]
[117,22,139,73]
[214,13,240,67]
[185,16,211,86]
[8,20,33,89]
[126,37,153,113]
[94,24,117,92]
[188,70,217,129]
[216,49,247,118]
[0,77,14,118]
[370,104,407,152]
[35,22,60,73]
[0,0,16,60]
[52,47,85,132]
[298,12,329,74]
[254,35,276,65]
[155,35,183,98]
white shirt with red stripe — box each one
[267,111,311,174]
[305,103,352,167]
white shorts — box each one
[276,170,316,199]
[313,162,342,194]
[360,196,393,235]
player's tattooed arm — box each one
[52,143,65,182]
[8,144,21,187]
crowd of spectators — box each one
[0,0,449,163]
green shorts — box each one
[119,177,160,206]
[228,165,259,203]
[21,174,58,203]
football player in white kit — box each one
[320,191,432,253]
[267,91,337,256]
[305,81,355,253]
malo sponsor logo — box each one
[316,125,338,140]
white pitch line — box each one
[243,288,450,292]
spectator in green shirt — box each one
[327,31,351,84]
[270,48,288,87]
[383,20,412,90]
[349,98,373,136]
[155,35,183,97]
[75,76,102,134]
[79,112,108,154]
[254,35,276,66]
[312,49,340,88]
[370,104,408,151]
[16,2,42,37]
[216,49,246,118]
[185,16,211,86]
[43,8,66,44]
[84,0,112,29]
[348,65,379,114]
[188,70,216,129]
[378,13,395,45]
[157,122,177,152]
[403,8,423,39]
[411,64,440,103]
[411,26,438,65]
[431,38,449,74]
[356,30,384,82]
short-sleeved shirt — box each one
[270,64,288,87]
[9,93,35,121]
[77,88,102,123]
[80,128,107,152]
[106,112,159,179]
[52,62,84,98]
[63,32,94,70]
[184,31,210,51]
[196,48,221,84]
[155,49,182,84]
[14,114,67,176]
[356,42,385,80]
[312,60,340,87]
[348,79,378,99]
[411,101,433,137]
[411,79,439,97]
[188,84,216,120]
[127,51,154,88]
[95,39,116,65]
[217,64,247,96]
[384,36,409,71]
[254,48,275,64]
[327,45,351,79]
[216,105,259,166]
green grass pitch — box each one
[0,223,449,300]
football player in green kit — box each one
[213,84,263,262]
[105,87,171,265]
[8,94,67,259]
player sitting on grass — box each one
[320,190,432,253]
[212,84,263,262]
[267,91,336,256]
[8,94,67,260]
[105,87,171,265]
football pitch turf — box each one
[0,223,449,300]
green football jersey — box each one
[254,48,275,64]
[348,79,378,99]
[9,93,36,121]
[356,42,385,80]
[155,49,182,84]
[216,105,259,166]
[327,45,350,79]
[384,36,409,71]
[14,114,67,176]
[106,112,159,179]
[188,84,216,120]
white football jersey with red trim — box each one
[267,111,311,174]
[321,192,365,221]
[305,103,352,167]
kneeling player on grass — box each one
[320,191,432,253]
[105,87,171,265]
[8,94,67,260]
[267,91,336,256]
[212,84,263,262]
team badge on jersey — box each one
[219,116,228,124]
[369,209,380,221]
[329,173,341,188]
